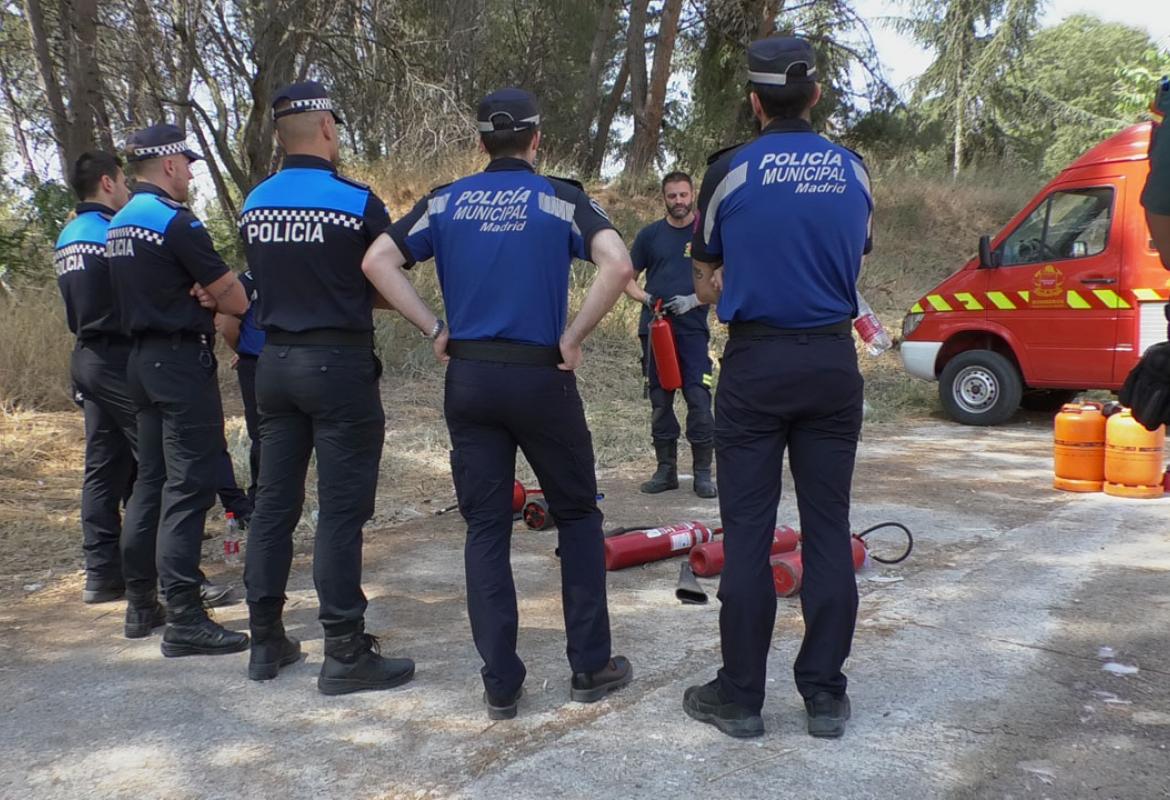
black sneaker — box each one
[570,656,633,702]
[200,580,236,608]
[484,686,524,720]
[124,602,166,639]
[805,691,851,738]
[161,616,250,657]
[682,679,764,738]
[318,633,415,695]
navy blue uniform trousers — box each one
[445,358,611,698]
[244,345,384,635]
[714,330,863,712]
[71,338,151,591]
[122,335,224,602]
[640,331,714,444]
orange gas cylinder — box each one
[1104,409,1165,498]
[1053,402,1106,492]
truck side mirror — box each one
[978,235,999,268]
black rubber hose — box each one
[856,521,913,564]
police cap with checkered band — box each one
[476,88,541,133]
[272,81,345,125]
[746,36,818,88]
[125,123,203,163]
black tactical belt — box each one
[236,352,259,361]
[729,320,852,338]
[447,339,563,366]
[77,333,131,347]
[267,329,373,347]
[134,331,211,347]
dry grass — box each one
[0,288,74,412]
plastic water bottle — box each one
[854,292,893,356]
[223,512,241,565]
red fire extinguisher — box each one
[771,537,869,598]
[604,521,716,571]
[649,300,683,392]
[689,526,800,577]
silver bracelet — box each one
[426,318,446,340]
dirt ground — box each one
[1,411,1168,799]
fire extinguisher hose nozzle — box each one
[855,522,914,564]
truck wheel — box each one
[1020,389,1079,413]
[939,350,1023,426]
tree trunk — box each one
[585,55,629,179]
[575,0,618,169]
[625,0,650,126]
[0,57,39,180]
[23,0,72,176]
[67,0,115,153]
[625,0,683,178]
[952,59,963,177]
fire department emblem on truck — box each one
[1032,264,1065,307]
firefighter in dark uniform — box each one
[682,38,873,739]
[362,88,634,719]
[54,152,137,607]
[107,124,250,656]
[215,268,265,504]
[234,82,413,690]
[623,170,716,498]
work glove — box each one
[664,293,701,315]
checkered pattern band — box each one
[239,207,363,231]
[273,98,335,120]
[129,139,193,161]
[54,242,106,260]
[107,226,166,247]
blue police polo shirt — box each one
[235,270,265,356]
[693,118,872,328]
[107,184,231,335]
[390,157,615,347]
[55,203,121,339]
[239,154,392,333]
[631,218,709,337]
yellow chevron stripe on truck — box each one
[909,288,1166,313]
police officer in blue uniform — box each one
[216,269,265,504]
[107,124,251,656]
[235,82,413,690]
[682,38,872,739]
[623,170,716,498]
[362,88,634,719]
[54,151,139,607]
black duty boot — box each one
[639,440,679,494]
[570,655,633,702]
[805,691,851,738]
[683,678,764,738]
[318,630,415,695]
[692,442,717,499]
[124,591,166,639]
[83,576,125,604]
[248,602,302,681]
[160,586,249,657]
[484,686,524,720]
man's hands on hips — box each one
[665,293,701,315]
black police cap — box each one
[747,36,818,87]
[272,81,345,125]
[125,123,203,163]
[477,88,541,133]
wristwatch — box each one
[427,318,446,340]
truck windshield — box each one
[998,187,1114,266]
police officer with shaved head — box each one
[683,38,873,739]
[54,151,134,606]
[362,88,634,720]
[234,82,414,692]
[107,124,250,655]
